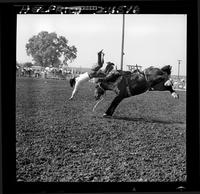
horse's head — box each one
[94,75,123,100]
[94,82,106,100]
[145,65,179,99]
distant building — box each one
[127,64,142,72]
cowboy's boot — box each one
[98,50,104,66]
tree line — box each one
[19,31,77,68]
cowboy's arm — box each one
[69,80,80,100]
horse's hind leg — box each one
[104,95,124,117]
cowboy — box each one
[69,50,115,100]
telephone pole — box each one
[120,14,125,70]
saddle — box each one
[98,70,142,83]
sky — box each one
[17,14,187,75]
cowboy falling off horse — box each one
[69,50,179,117]
[69,50,115,100]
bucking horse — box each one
[94,65,179,117]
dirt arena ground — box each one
[16,77,186,182]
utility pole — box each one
[178,59,182,80]
[120,14,125,70]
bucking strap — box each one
[125,77,132,97]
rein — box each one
[92,97,104,112]
[97,82,106,94]
[93,83,106,112]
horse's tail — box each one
[161,65,172,75]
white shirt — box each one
[70,72,90,99]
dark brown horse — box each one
[94,65,179,117]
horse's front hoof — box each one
[103,113,112,118]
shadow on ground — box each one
[100,115,185,125]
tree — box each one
[26,31,77,67]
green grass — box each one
[16,77,186,182]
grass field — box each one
[16,77,186,182]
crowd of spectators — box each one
[16,65,76,80]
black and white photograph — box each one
[16,12,187,183]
